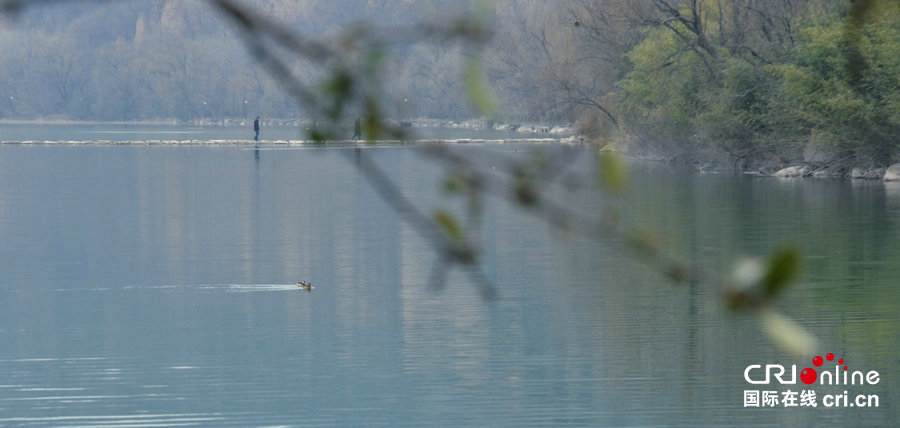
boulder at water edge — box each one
[883,163,900,181]
[772,166,809,177]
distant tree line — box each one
[1,0,897,164]
[0,0,481,121]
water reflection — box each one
[884,181,900,213]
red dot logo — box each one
[805,352,848,382]
[800,367,818,384]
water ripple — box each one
[0,413,227,427]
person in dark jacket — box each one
[253,117,260,141]
[352,117,361,141]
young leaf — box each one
[433,209,463,243]
[759,307,819,359]
[597,150,628,193]
[761,246,802,297]
[464,57,497,117]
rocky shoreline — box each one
[621,136,900,182]
[762,140,900,181]
[771,163,900,181]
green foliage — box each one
[464,57,498,117]
[618,5,783,153]
[697,57,777,150]
[726,245,803,312]
[514,175,538,206]
[618,27,704,145]
[321,68,354,121]
[597,150,628,193]
[761,246,803,298]
[434,209,463,244]
[769,1,900,160]
[616,0,900,162]
[432,209,476,265]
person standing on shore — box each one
[352,117,361,141]
[253,116,260,141]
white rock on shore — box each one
[883,163,900,181]
[772,165,808,177]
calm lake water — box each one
[0,129,898,426]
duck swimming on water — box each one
[297,281,312,291]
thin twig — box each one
[347,148,496,298]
